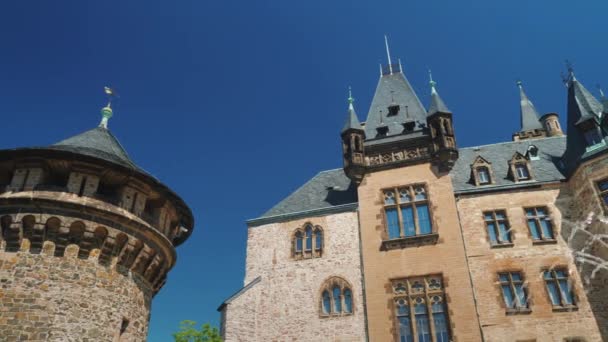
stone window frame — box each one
[482,210,514,248]
[595,178,608,213]
[380,183,438,250]
[497,270,531,315]
[541,267,578,312]
[292,223,323,260]
[523,206,557,245]
[508,152,534,182]
[391,274,451,342]
[470,156,495,186]
[318,276,354,318]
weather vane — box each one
[104,86,117,108]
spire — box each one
[516,80,543,131]
[598,85,608,114]
[427,71,451,115]
[99,87,116,129]
[342,87,362,133]
[384,35,393,75]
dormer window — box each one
[388,104,400,116]
[376,126,389,137]
[515,164,530,180]
[583,127,603,146]
[402,121,416,133]
[470,156,493,186]
[477,167,491,184]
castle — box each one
[218,45,608,341]
[0,98,194,340]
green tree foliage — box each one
[172,320,223,342]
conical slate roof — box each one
[364,72,427,139]
[562,75,606,173]
[51,127,138,170]
[428,85,451,115]
[517,83,543,131]
[342,102,362,133]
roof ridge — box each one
[461,136,565,150]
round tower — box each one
[540,112,564,137]
[0,99,194,341]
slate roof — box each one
[51,127,139,170]
[217,276,262,311]
[450,136,567,193]
[342,103,363,133]
[364,72,427,140]
[428,87,451,115]
[562,76,607,173]
[248,169,357,226]
[518,84,543,131]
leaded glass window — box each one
[392,275,450,342]
[544,269,576,308]
[483,210,512,246]
[319,277,354,317]
[293,224,323,259]
[525,207,554,241]
[498,272,529,311]
[383,185,434,240]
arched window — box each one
[319,277,354,317]
[344,288,353,313]
[294,231,303,253]
[305,225,313,251]
[314,228,323,251]
[292,224,323,259]
[322,290,331,314]
[333,286,342,313]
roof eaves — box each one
[217,276,262,311]
[247,202,358,227]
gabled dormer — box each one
[470,156,494,186]
[508,152,533,182]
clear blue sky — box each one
[0,0,606,340]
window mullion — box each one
[427,293,438,342]
[395,188,405,238]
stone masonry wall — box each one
[0,241,152,342]
[223,211,366,342]
[457,186,603,342]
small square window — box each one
[388,105,400,116]
[376,126,389,137]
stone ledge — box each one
[380,233,439,251]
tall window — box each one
[515,164,530,180]
[498,272,529,312]
[543,269,576,309]
[393,275,450,342]
[293,224,323,259]
[525,207,554,241]
[596,178,608,210]
[477,167,491,185]
[483,210,512,246]
[320,277,354,317]
[383,185,433,240]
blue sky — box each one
[1,0,606,340]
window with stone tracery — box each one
[383,184,433,240]
[392,275,450,342]
[292,223,323,260]
[319,277,353,317]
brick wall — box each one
[0,242,151,341]
[457,186,603,342]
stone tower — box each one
[0,99,194,341]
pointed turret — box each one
[428,75,451,115]
[562,70,607,174]
[426,72,458,171]
[342,87,362,133]
[341,88,366,184]
[517,81,543,131]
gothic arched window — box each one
[292,223,323,260]
[319,277,354,317]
